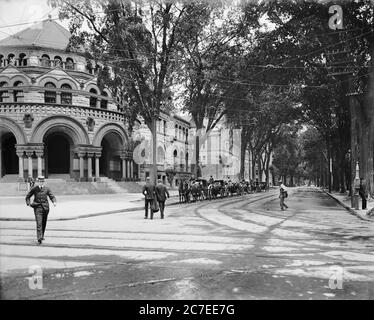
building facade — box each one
[0,18,192,184]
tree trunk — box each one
[239,132,247,180]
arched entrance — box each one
[44,132,71,175]
[1,132,18,177]
[98,132,123,180]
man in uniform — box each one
[142,177,156,219]
[155,179,170,219]
[25,176,56,244]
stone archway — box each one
[31,116,89,179]
[93,124,129,181]
[0,117,27,179]
[98,131,124,180]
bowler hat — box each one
[37,176,45,182]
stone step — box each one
[0,174,19,183]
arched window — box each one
[54,56,62,67]
[175,124,178,138]
[157,146,165,164]
[89,88,98,108]
[180,151,184,171]
[41,54,50,67]
[65,57,74,70]
[44,82,56,103]
[186,129,188,142]
[61,84,72,105]
[0,81,8,102]
[173,149,178,167]
[13,81,24,102]
[7,53,15,65]
[0,55,3,67]
[18,53,27,66]
[100,91,108,109]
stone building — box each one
[134,112,191,186]
[0,18,194,185]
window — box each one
[89,88,98,108]
[41,54,50,67]
[61,84,72,105]
[157,147,165,164]
[8,53,15,65]
[65,57,74,70]
[0,55,3,67]
[44,82,56,103]
[100,91,108,109]
[13,81,24,102]
[0,81,8,102]
[54,56,62,67]
[18,53,27,66]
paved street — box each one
[1,187,374,300]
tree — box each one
[51,0,193,183]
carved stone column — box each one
[95,156,100,181]
[122,158,127,180]
[16,151,24,180]
[35,151,43,178]
[79,153,85,181]
[26,152,33,178]
[87,153,93,181]
[130,160,134,179]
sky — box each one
[0,0,68,41]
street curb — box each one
[322,189,374,222]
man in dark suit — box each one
[155,179,170,219]
[25,176,56,244]
[142,177,156,219]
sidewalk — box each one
[0,190,180,221]
[323,189,374,222]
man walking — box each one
[142,177,156,219]
[279,180,288,211]
[155,179,170,219]
[25,176,56,245]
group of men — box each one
[142,178,170,219]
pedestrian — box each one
[359,178,368,210]
[279,180,288,211]
[142,177,156,219]
[27,175,35,189]
[155,179,170,219]
[25,176,56,245]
